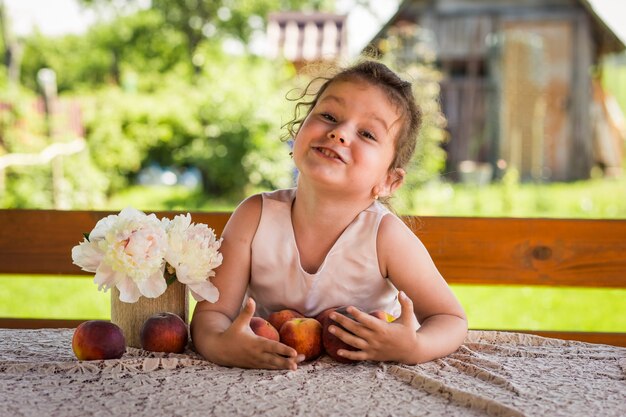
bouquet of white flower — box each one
[71,207,223,303]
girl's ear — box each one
[378,168,406,198]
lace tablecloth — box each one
[1,329,624,417]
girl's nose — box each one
[328,131,347,144]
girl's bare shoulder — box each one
[377,214,433,268]
[378,213,420,245]
[223,194,264,241]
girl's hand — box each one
[327,291,421,364]
[215,298,304,370]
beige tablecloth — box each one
[0,329,624,416]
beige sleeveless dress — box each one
[249,188,401,319]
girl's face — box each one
[292,79,404,199]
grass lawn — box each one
[410,176,626,218]
[101,176,626,219]
[2,275,625,333]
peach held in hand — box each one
[72,320,126,360]
[369,310,395,323]
[279,318,323,361]
[314,308,336,326]
[250,317,280,342]
[268,309,304,332]
[140,312,189,353]
[321,307,360,364]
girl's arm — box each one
[190,195,302,370]
[327,215,468,364]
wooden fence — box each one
[1,209,625,346]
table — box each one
[1,329,624,416]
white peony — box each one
[71,207,169,303]
[163,213,223,302]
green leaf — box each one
[166,274,177,286]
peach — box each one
[140,312,189,353]
[369,310,395,323]
[314,308,336,326]
[72,320,126,360]
[250,317,280,342]
[268,309,304,332]
[322,307,359,364]
[279,318,323,361]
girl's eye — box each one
[321,113,336,122]
[361,130,376,141]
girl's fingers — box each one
[329,310,360,333]
[328,324,368,350]
[233,297,256,328]
[345,306,380,330]
[396,291,418,327]
[330,309,375,338]
[336,349,369,362]
[263,339,298,358]
[259,352,300,370]
[240,339,301,370]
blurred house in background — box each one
[266,11,348,70]
[369,0,625,182]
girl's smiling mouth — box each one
[313,146,345,162]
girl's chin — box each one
[297,171,344,187]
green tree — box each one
[80,46,296,200]
[19,9,188,92]
[79,0,334,72]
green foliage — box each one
[4,0,307,208]
[80,49,295,200]
[0,86,110,209]
[408,176,626,218]
[79,0,335,71]
[19,9,189,93]
[105,174,626,219]
[3,159,108,210]
[0,62,6,87]
[184,48,296,195]
[105,185,236,212]
[0,142,109,210]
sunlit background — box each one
[0,0,624,334]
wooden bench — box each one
[1,209,625,346]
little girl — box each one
[191,60,467,370]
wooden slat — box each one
[511,330,626,348]
[409,216,626,288]
[1,210,626,287]
[0,318,87,329]
[0,209,230,276]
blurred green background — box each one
[1,0,625,333]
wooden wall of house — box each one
[394,0,597,181]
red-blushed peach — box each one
[250,317,280,342]
[369,310,395,323]
[314,308,336,326]
[268,309,304,332]
[279,318,323,361]
[140,312,189,353]
[321,307,359,364]
[72,320,126,360]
